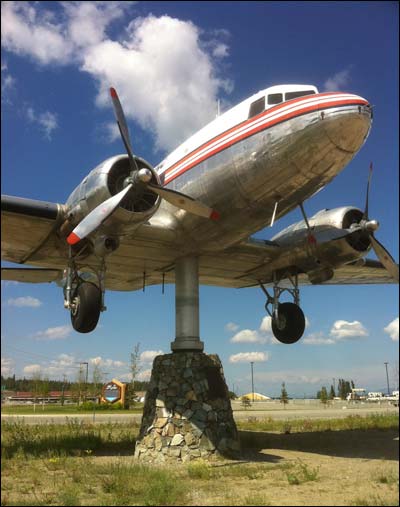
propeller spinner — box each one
[67,88,219,245]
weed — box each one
[58,485,81,506]
[285,459,319,485]
[187,460,213,479]
[352,495,400,506]
[242,493,271,505]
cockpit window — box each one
[267,93,283,105]
[248,96,265,118]
[285,90,316,101]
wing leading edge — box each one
[1,195,66,265]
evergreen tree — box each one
[280,382,289,407]
[329,385,335,399]
[320,386,328,406]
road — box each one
[2,401,397,424]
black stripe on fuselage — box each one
[1,195,60,220]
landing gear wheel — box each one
[70,282,101,333]
[271,302,305,344]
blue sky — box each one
[1,1,398,397]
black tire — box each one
[70,282,101,333]
[271,302,305,344]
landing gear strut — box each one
[63,247,106,333]
[260,273,305,344]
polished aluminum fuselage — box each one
[154,91,371,253]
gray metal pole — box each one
[251,362,254,403]
[171,257,204,352]
[384,362,390,395]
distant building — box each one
[240,392,271,401]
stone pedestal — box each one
[134,352,240,463]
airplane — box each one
[2,83,398,349]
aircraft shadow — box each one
[238,429,399,461]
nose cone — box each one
[321,94,372,153]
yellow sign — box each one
[101,378,127,406]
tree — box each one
[31,370,42,403]
[320,386,328,406]
[280,382,289,408]
[91,363,104,401]
[329,385,335,400]
[241,396,251,409]
[128,343,141,407]
[39,376,50,401]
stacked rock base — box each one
[134,352,240,463]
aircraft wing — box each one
[1,195,67,266]
[2,195,396,290]
[207,240,397,288]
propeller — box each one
[351,163,399,282]
[67,88,219,245]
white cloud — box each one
[23,364,42,375]
[225,322,239,333]
[1,3,233,152]
[1,1,74,65]
[139,350,163,363]
[7,296,42,308]
[34,325,71,340]
[25,106,58,140]
[137,368,152,381]
[330,320,368,340]
[255,370,324,385]
[384,317,399,341]
[323,68,352,92]
[229,352,269,363]
[1,357,15,376]
[89,356,126,368]
[303,332,335,346]
[1,60,15,101]
[230,329,267,344]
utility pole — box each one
[384,362,390,396]
[251,362,254,403]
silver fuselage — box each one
[154,93,371,252]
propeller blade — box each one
[363,162,373,220]
[147,183,220,220]
[110,87,138,172]
[67,184,133,245]
[370,235,399,282]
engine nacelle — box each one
[272,206,371,252]
[64,155,161,235]
[270,207,373,283]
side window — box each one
[285,90,316,101]
[248,96,265,118]
[268,93,283,105]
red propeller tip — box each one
[67,232,81,245]
[307,233,317,245]
[110,87,117,98]
[210,210,220,221]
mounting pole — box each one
[171,257,204,352]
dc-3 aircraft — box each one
[2,84,399,349]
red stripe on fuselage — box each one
[164,96,368,184]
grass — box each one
[236,412,399,433]
[1,420,139,458]
[1,413,398,506]
[1,404,144,415]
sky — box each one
[1,1,399,397]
